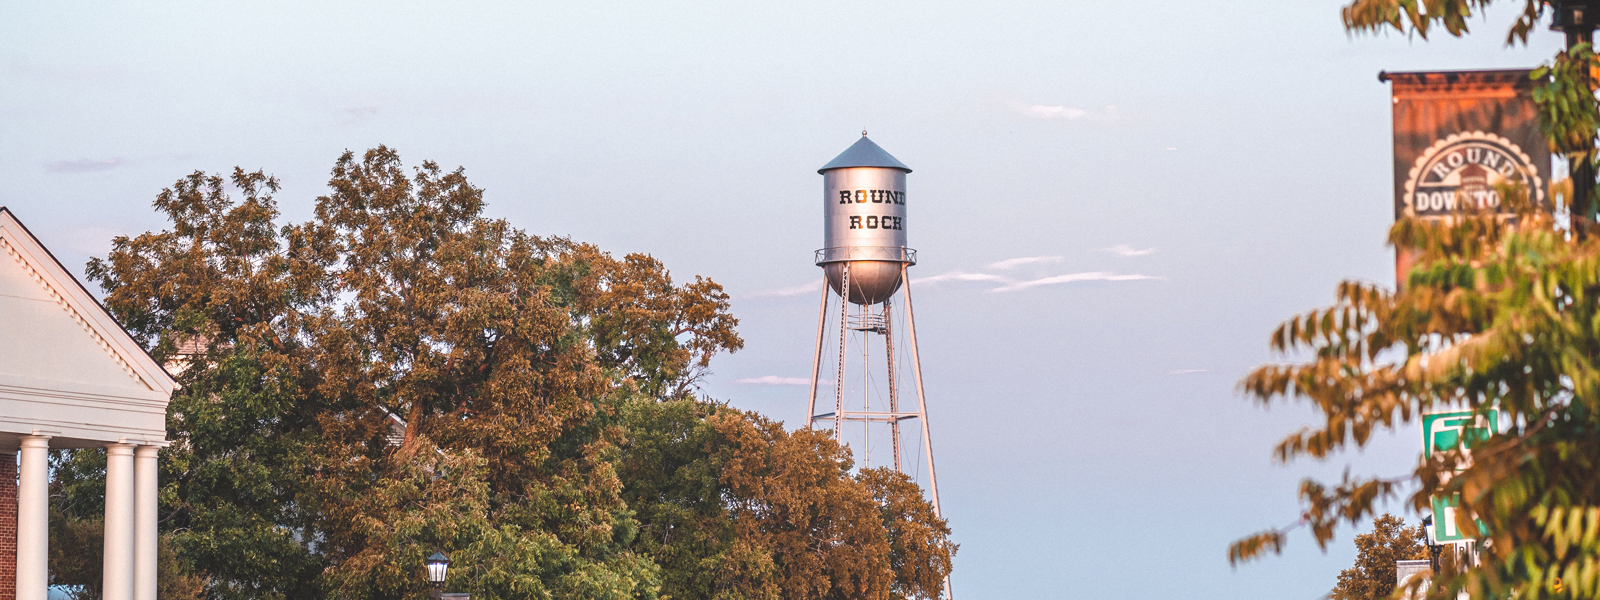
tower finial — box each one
[862,129,868,137]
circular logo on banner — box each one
[1404,131,1544,217]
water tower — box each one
[805,133,950,596]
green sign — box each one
[1422,410,1498,544]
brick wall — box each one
[0,452,16,600]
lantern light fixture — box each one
[1551,0,1600,41]
[425,551,451,589]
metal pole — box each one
[900,263,942,513]
[900,262,952,600]
[833,264,851,439]
[884,299,902,472]
[807,274,830,428]
[863,302,871,466]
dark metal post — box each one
[1423,515,1442,574]
[1556,2,1600,234]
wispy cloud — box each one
[744,281,822,299]
[1169,369,1209,375]
[1018,103,1087,120]
[1013,102,1122,122]
[761,259,1159,296]
[988,255,1063,270]
[734,375,811,386]
[341,106,380,125]
[1102,244,1156,257]
[913,271,1010,285]
[45,158,126,173]
[991,271,1159,292]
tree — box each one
[1224,3,1600,600]
[71,169,326,600]
[1332,514,1429,600]
[617,399,954,600]
[55,146,951,600]
[293,148,661,600]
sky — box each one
[0,1,1573,598]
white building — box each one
[0,207,175,600]
[1395,559,1432,600]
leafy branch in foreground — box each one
[1228,185,1600,599]
[1533,44,1600,161]
[1233,1,1600,597]
[1341,0,1541,46]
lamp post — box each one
[425,551,451,600]
[1551,0,1600,234]
[1422,515,1442,574]
[1553,0,1600,46]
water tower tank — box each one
[817,133,913,305]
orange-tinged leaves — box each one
[1232,180,1600,600]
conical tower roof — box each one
[818,133,911,174]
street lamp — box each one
[425,551,451,599]
[1422,515,1442,574]
[1552,0,1600,43]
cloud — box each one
[341,106,380,124]
[734,375,811,386]
[1102,244,1156,257]
[913,271,1010,285]
[1169,369,1209,375]
[45,158,126,173]
[915,267,1160,293]
[743,280,823,299]
[988,255,1063,270]
[991,271,1159,292]
[1013,102,1123,123]
[1018,103,1087,120]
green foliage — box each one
[1533,44,1600,160]
[1226,190,1600,600]
[1331,514,1430,600]
[576,252,744,400]
[58,146,951,600]
[49,513,205,600]
[314,441,660,600]
[618,398,955,600]
[1230,3,1600,597]
[75,167,327,600]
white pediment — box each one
[0,208,172,447]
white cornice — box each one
[0,208,176,397]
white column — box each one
[133,446,159,600]
[16,435,49,600]
[104,443,136,600]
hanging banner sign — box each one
[1383,69,1552,283]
